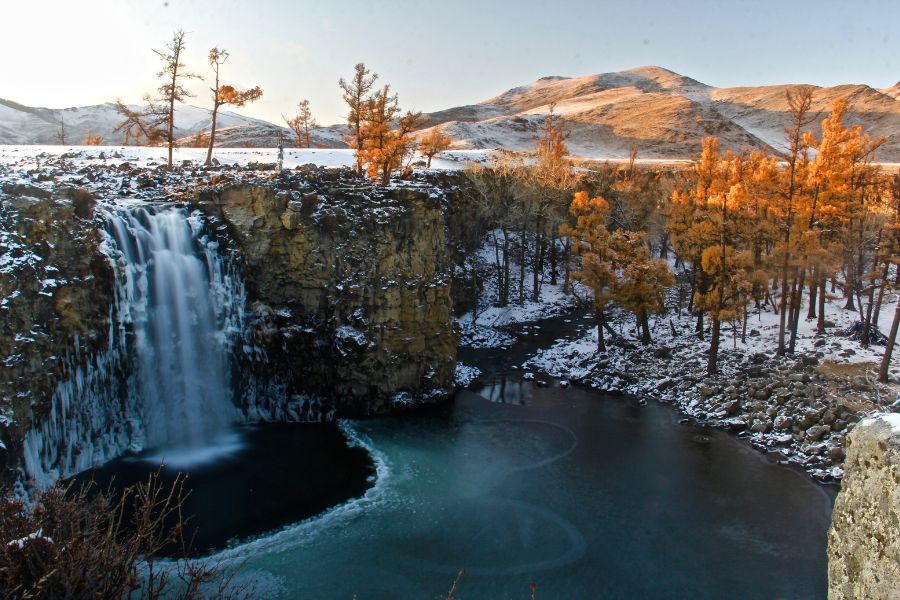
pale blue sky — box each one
[3,0,899,125]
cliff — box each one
[828,413,900,599]
[194,168,458,417]
[0,183,117,482]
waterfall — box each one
[23,204,247,487]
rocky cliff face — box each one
[194,168,457,417]
[0,183,116,482]
[828,414,900,599]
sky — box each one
[2,0,899,126]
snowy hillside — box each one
[0,98,347,149]
[419,65,900,161]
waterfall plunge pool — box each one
[69,422,376,555]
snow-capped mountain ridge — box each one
[421,65,900,161]
[4,66,900,159]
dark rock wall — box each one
[194,169,458,416]
[0,184,116,481]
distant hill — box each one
[4,66,900,160]
[418,66,900,162]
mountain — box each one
[3,66,900,160]
[418,66,900,161]
[0,98,347,148]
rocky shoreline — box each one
[521,302,900,484]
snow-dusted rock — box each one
[828,415,900,599]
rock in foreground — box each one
[828,414,900,599]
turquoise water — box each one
[220,381,834,599]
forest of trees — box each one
[463,90,900,380]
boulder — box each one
[828,415,900,599]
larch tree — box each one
[339,62,378,174]
[283,100,317,147]
[358,85,423,184]
[152,30,202,169]
[561,191,616,352]
[666,138,723,339]
[774,85,816,356]
[81,130,103,146]
[419,127,452,168]
[205,47,263,165]
[531,103,578,301]
[672,138,754,374]
[808,98,885,335]
[609,229,675,344]
[113,98,166,145]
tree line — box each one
[465,90,900,381]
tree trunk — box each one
[873,261,890,331]
[549,231,558,286]
[777,264,790,355]
[878,295,900,383]
[862,270,879,349]
[167,77,176,169]
[741,304,748,344]
[596,306,606,352]
[532,216,543,302]
[518,223,526,305]
[817,274,827,334]
[639,310,651,345]
[807,265,819,320]
[844,253,856,310]
[788,269,805,354]
[696,310,704,340]
[707,316,720,375]
[502,228,511,307]
[205,103,219,165]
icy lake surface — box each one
[209,383,833,599]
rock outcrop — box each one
[828,414,900,599]
[0,183,115,481]
[195,168,457,417]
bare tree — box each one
[205,47,263,165]
[283,99,317,147]
[113,98,166,145]
[56,115,66,144]
[153,30,202,168]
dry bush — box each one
[0,472,251,599]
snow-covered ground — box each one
[0,145,489,171]
[455,230,588,349]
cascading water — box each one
[24,204,247,487]
[107,206,242,463]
